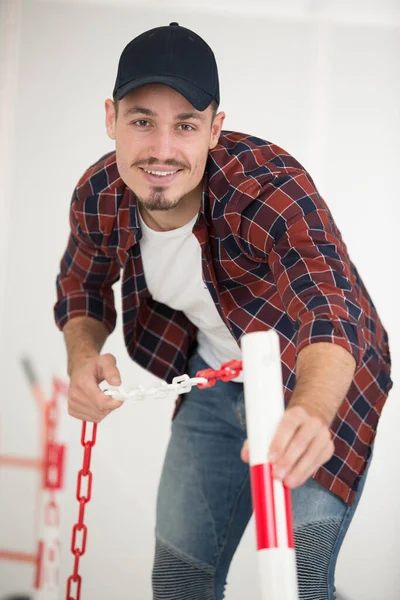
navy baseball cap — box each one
[112,22,220,112]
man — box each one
[54,22,392,600]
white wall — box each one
[0,1,399,599]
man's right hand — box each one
[68,353,124,423]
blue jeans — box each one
[152,352,372,599]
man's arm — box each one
[54,188,121,335]
[62,315,123,422]
[287,341,356,426]
[54,191,123,422]
[63,315,109,377]
[264,342,354,488]
[240,172,365,485]
[240,342,355,487]
[243,171,366,369]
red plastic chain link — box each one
[66,421,97,600]
[196,359,243,388]
[35,376,67,592]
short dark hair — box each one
[113,96,218,122]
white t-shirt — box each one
[137,208,243,382]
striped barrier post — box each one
[242,330,299,600]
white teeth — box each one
[143,169,177,176]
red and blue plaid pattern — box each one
[54,131,392,505]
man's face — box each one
[105,84,225,211]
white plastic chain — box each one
[99,374,209,402]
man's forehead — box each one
[122,104,206,121]
[120,84,208,119]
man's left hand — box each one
[240,405,335,488]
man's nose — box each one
[148,129,177,163]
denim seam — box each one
[325,505,353,598]
[325,451,374,598]
[179,422,220,552]
[214,469,250,570]
[294,516,344,530]
[155,532,216,575]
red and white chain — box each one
[100,359,243,401]
[65,359,243,599]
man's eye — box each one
[131,121,194,130]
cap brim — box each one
[114,75,214,112]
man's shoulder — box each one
[74,150,126,202]
[71,151,133,250]
[208,130,316,212]
[214,131,307,177]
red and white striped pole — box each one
[242,330,299,600]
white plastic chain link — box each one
[99,374,209,402]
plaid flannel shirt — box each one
[54,130,392,505]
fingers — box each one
[68,353,124,423]
[271,412,324,480]
[268,405,309,463]
[98,353,122,386]
[269,406,334,488]
[68,384,113,423]
[281,432,334,488]
[240,404,334,490]
[67,400,103,424]
[241,439,249,463]
[85,379,124,411]
[67,398,119,423]
[239,405,334,486]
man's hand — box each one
[240,405,334,488]
[240,342,356,487]
[68,353,124,423]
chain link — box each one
[101,360,243,401]
[66,421,97,600]
[196,360,243,388]
[35,376,67,596]
[101,374,207,401]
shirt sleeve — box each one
[265,172,366,367]
[53,190,121,333]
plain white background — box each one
[0,1,399,598]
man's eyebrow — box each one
[123,106,155,118]
[175,111,205,121]
[123,106,205,121]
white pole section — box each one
[242,329,299,600]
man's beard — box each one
[136,186,182,211]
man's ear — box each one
[210,111,226,149]
[105,99,117,140]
